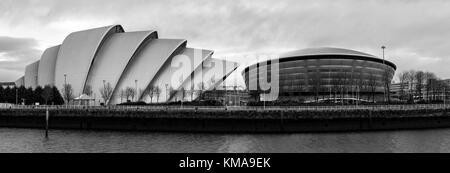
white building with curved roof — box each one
[24,60,39,89]
[16,25,238,105]
[38,45,60,86]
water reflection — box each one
[1,128,450,153]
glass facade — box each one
[243,55,396,102]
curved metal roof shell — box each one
[243,47,397,74]
[280,47,377,58]
[139,48,213,103]
[109,39,187,105]
[85,31,158,102]
[54,25,124,96]
[38,45,60,87]
[24,60,40,89]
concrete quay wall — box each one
[0,108,449,133]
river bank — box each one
[1,106,450,133]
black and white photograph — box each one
[0,0,450,170]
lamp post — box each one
[329,69,331,100]
[102,80,106,104]
[135,80,138,102]
[35,75,38,88]
[15,88,18,105]
[165,83,169,102]
[381,46,386,103]
[263,96,266,110]
[64,74,67,86]
[102,80,106,92]
[444,86,446,107]
[64,74,67,105]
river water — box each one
[0,128,449,152]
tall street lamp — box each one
[444,86,446,107]
[102,80,106,104]
[165,83,169,102]
[64,74,67,86]
[64,74,67,105]
[135,80,138,102]
[15,88,18,105]
[381,46,386,103]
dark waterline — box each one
[0,128,449,153]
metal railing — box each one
[1,104,449,112]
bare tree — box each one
[62,83,74,104]
[99,82,114,104]
[124,87,136,102]
[189,84,195,101]
[196,82,205,100]
[406,70,416,102]
[363,76,370,101]
[435,80,445,101]
[338,73,346,102]
[331,74,341,102]
[120,89,126,103]
[414,71,425,101]
[83,85,93,96]
[382,69,392,103]
[146,86,155,103]
[308,71,321,102]
[320,82,327,100]
[41,85,53,105]
[424,71,437,102]
[180,87,186,102]
[154,86,161,103]
[296,72,306,102]
[209,77,217,91]
[342,72,350,101]
[430,78,442,101]
[357,73,365,101]
[367,73,378,103]
[296,79,305,102]
[397,71,409,101]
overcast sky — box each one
[1,0,450,85]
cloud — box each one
[1,0,450,83]
[0,36,41,81]
[0,36,38,52]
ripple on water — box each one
[0,128,450,153]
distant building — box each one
[0,103,13,108]
[390,79,450,102]
[201,88,251,106]
[0,82,15,88]
[390,82,410,100]
[73,94,96,106]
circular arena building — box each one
[242,47,397,103]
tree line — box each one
[0,85,64,105]
[60,78,217,104]
[397,70,448,103]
